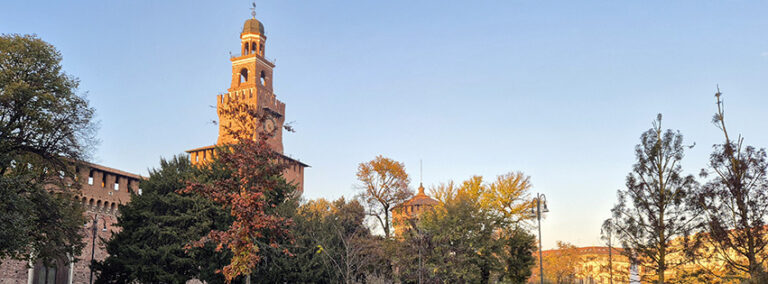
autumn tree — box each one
[244,197,389,283]
[356,155,412,238]
[182,100,295,282]
[485,171,536,224]
[394,173,536,283]
[534,241,582,284]
[93,155,233,284]
[431,172,535,226]
[693,90,768,282]
[607,114,699,284]
[0,34,96,265]
[301,197,389,283]
[396,183,504,283]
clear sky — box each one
[3,1,767,249]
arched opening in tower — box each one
[239,68,249,85]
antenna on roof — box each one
[419,159,423,185]
[250,2,257,19]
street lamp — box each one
[532,193,549,284]
[89,215,107,284]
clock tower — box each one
[188,15,307,193]
[217,16,285,153]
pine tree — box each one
[93,155,233,283]
[608,114,699,283]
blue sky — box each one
[3,1,767,249]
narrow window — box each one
[101,174,106,188]
[239,68,248,84]
[88,170,94,185]
[114,177,119,191]
[244,42,249,55]
[259,70,266,85]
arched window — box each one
[251,42,257,54]
[244,42,249,55]
[33,256,70,284]
[239,68,249,85]
[259,70,266,86]
[259,43,264,54]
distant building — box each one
[530,246,638,284]
[391,183,439,237]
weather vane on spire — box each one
[250,2,257,19]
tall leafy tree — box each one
[608,114,699,284]
[245,197,389,283]
[395,175,536,284]
[397,190,502,283]
[356,155,412,239]
[536,241,582,284]
[0,34,96,264]
[500,227,537,284]
[694,90,768,281]
[93,155,233,284]
[182,100,295,282]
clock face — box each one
[263,118,276,136]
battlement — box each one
[44,161,142,216]
[216,87,285,115]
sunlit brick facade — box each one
[0,163,141,284]
[187,16,307,194]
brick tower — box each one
[188,15,307,193]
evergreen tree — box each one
[502,227,536,284]
[93,155,234,284]
[608,114,699,284]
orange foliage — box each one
[180,101,294,282]
[357,155,412,238]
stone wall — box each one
[0,163,139,283]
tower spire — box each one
[250,2,257,19]
[419,159,423,184]
[418,159,425,195]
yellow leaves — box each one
[430,181,458,205]
[356,155,410,196]
[429,171,534,224]
[299,198,332,218]
[356,155,412,238]
[486,171,535,222]
[316,245,324,254]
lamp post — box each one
[532,193,549,284]
[89,215,106,284]
[603,219,614,284]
